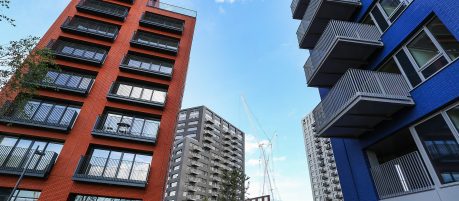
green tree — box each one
[0,0,15,26]
[218,169,249,201]
[0,36,55,106]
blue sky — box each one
[1,0,320,200]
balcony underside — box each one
[299,1,361,49]
[292,0,311,20]
[73,175,147,188]
[308,39,383,87]
[92,131,156,144]
[317,95,414,138]
[0,168,49,178]
[0,118,71,132]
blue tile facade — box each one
[317,0,459,200]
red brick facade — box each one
[0,0,195,200]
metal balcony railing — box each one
[371,152,434,199]
[73,155,150,188]
[0,101,79,132]
[61,16,119,41]
[77,0,129,21]
[48,39,108,66]
[119,54,173,78]
[140,12,184,34]
[296,0,361,48]
[91,115,159,143]
[0,146,58,177]
[40,70,95,95]
[313,69,414,137]
[130,31,179,55]
[307,21,382,83]
[147,0,197,18]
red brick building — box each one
[0,0,196,200]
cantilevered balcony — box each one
[305,21,383,87]
[140,12,184,34]
[61,16,119,41]
[39,70,95,95]
[0,146,58,178]
[297,0,361,49]
[76,0,129,21]
[91,114,159,144]
[130,31,179,55]
[73,155,150,188]
[0,101,79,132]
[291,0,310,20]
[147,0,197,18]
[119,53,174,78]
[313,69,414,138]
[48,39,108,66]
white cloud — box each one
[273,156,286,162]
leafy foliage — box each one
[0,0,15,26]
[218,169,249,201]
[0,36,55,106]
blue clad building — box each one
[292,0,459,201]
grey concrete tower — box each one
[302,112,343,201]
[164,106,245,201]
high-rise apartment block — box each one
[302,113,342,201]
[0,0,196,200]
[164,106,245,201]
[292,0,459,200]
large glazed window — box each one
[121,54,173,76]
[111,82,167,104]
[0,135,63,172]
[427,18,459,60]
[86,148,152,182]
[414,114,459,184]
[50,39,107,63]
[363,0,413,33]
[42,70,94,92]
[62,16,119,38]
[101,112,159,138]
[406,32,440,68]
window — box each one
[177,123,185,127]
[72,195,140,201]
[132,31,179,51]
[377,16,459,87]
[173,165,180,171]
[363,0,413,33]
[170,181,178,187]
[414,113,459,184]
[42,70,94,92]
[187,127,197,132]
[6,189,41,201]
[64,16,118,37]
[0,135,63,171]
[84,148,152,181]
[6,99,80,127]
[168,191,176,196]
[122,54,174,75]
[188,121,198,125]
[172,173,178,179]
[189,110,200,119]
[111,82,167,104]
[176,129,184,133]
[97,112,160,138]
[175,135,183,141]
[175,150,182,155]
[178,112,187,121]
[52,39,107,62]
[174,157,181,162]
[186,133,196,138]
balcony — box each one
[73,155,150,188]
[305,21,383,87]
[0,101,79,132]
[119,54,174,78]
[140,12,184,34]
[371,151,434,199]
[61,16,119,41]
[297,0,361,49]
[291,0,310,20]
[76,0,129,21]
[147,0,197,18]
[0,146,58,178]
[313,69,414,138]
[130,31,179,55]
[107,82,167,108]
[39,70,95,95]
[48,39,108,66]
[91,114,159,143]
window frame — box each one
[361,0,413,34]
